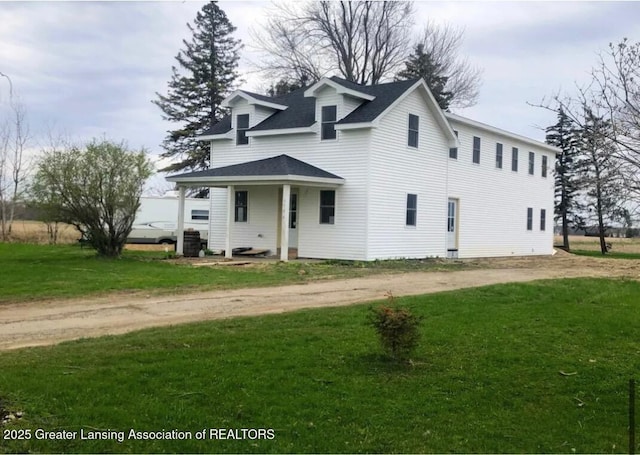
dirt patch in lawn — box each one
[1,251,638,351]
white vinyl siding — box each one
[368,88,449,259]
[446,118,555,258]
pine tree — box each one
[396,43,454,110]
[266,76,310,98]
[153,2,241,189]
[545,107,581,250]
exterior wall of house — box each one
[446,118,556,258]
[208,86,371,260]
[205,82,556,261]
[367,88,450,259]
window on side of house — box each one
[542,155,548,178]
[236,114,249,146]
[191,209,209,221]
[235,190,248,222]
[408,114,419,147]
[540,209,546,231]
[526,207,533,231]
[406,194,417,226]
[512,147,519,172]
[321,105,337,140]
[496,143,503,169]
[319,190,335,224]
[472,136,481,164]
[449,130,458,159]
[528,151,535,175]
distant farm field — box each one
[7,220,80,244]
[555,235,640,254]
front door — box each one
[447,198,458,258]
[288,192,298,248]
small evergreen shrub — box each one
[369,292,421,361]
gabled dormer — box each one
[303,77,376,140]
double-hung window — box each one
[408,114,419,148]
[235,191,248,222]
[542,155,548,178]
[528,152,535,175]
[236,114,249,146]
[319,190,335,224]
[449,130,458,159]
[496,143,503,169]
[540,209,546,231]
[472,136,481,164]
[526,207,533,231]
[321,106,337,140]
[406,194,417,226]
[512,147,519,172]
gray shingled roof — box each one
[167,154,343,180]
[200,77,421,136]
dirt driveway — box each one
[1,252,639,351]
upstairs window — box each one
[235,191,248,222]
[512,147,519,172]
[540,209,546,231]
[236,114,249,146]
[528,152,535,175]
[526,207,533,231]
[449,130,458,159]
[319,190,335,224]
[406,194,417,226]
[472,136,481,164]
[496,143,503,169]
[191,209,209,221]
[321,105,337,140]
[542,155,548,178]
[408,114,419,148]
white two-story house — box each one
[167,76,559,261]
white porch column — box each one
[225,185,234,259]
[176,186,186,256]
[280,184,291,262]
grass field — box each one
[0,278,638,453]
[555,235,640,254]
[0,243,468,303]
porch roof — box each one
[166,154,345,188]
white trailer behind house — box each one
[127,196,209,245]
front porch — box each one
[166,155,345,262]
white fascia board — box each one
[304,77,375,101]
[334,122,374,130]
[197,132,233,141]
[167,174,345,187]
[446,113,562,154]
[246,126,315,137]
[222,90,287,110]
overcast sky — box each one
[1,1,639,178]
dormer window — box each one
[236,114,249,145]
[321,105,337,140]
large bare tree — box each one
[252,1,414,85]
[409,22,482,108]
[0,71,29,241]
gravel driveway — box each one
[1,252,638,351]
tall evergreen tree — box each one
[396,43,454,110]
[545,107,581,250]
[153,2,241,187]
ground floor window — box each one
[320,190,335,224]
[235,190,248,222]
[406,194,417,226]
[526,207,533,231]
[540,208,546,231]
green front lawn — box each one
[1,278,638,453]
[0,243,467,303]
